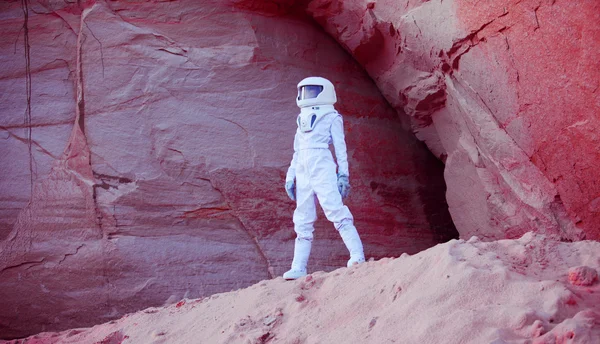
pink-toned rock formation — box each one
[307,0,600,241]
[6,233,600,344]
[2,0,599,340]
[0,0,454,339]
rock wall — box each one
[3,0,597,338]
[0,0,454,338]
[307,0,600,241]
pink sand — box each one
[7,232,599,344]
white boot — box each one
[283,237,312,280]
[347,256,365,267]
[283,269,307,280]
[339,224,365,268]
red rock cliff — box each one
[2,0,599,339]
[0,0,454,338]
[307,0,600,241]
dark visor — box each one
[298,85,323,100]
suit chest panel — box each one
[296,115,334,145]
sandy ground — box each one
[5,232,600,344]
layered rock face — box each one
[307,0,600,241]
[0,0,454,338]
[3,0,598,339]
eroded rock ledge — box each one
[306,0,600,241]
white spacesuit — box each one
[283,76,365,280]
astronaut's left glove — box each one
[337,174,350,199]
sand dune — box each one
[7,232,599,344]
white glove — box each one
[337,174,350,199]
[285,180,296,201]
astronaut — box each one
[283,76,365,280]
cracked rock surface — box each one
[0,0,455,338]
[307,0,600,241]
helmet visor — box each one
[298,85,323,100]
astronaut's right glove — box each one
[337,174,350,199]
[285,180,296,201]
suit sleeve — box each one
[331,115,349,177]
[285,131,299,182]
